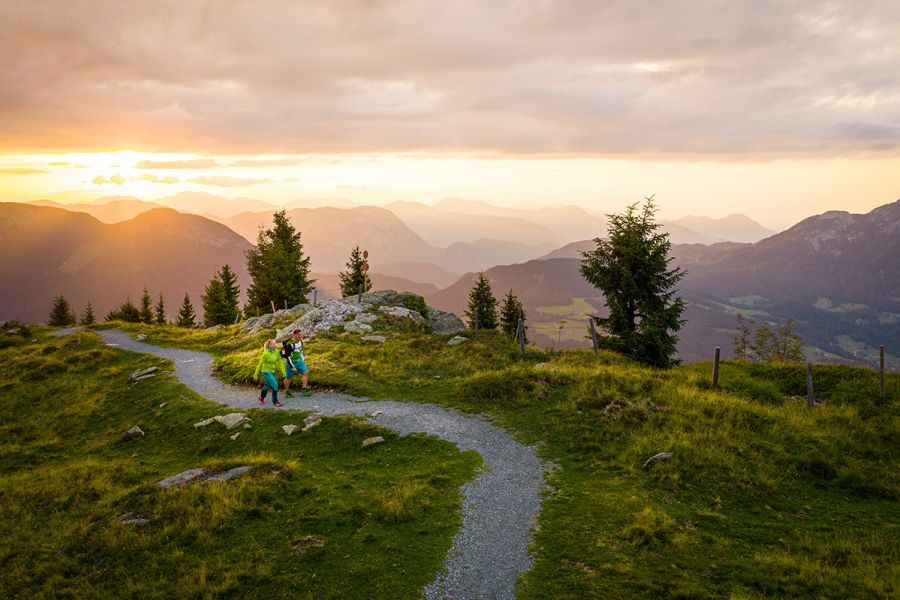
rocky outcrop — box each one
[239,290,467,340]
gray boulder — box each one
[345,321,373,334]
[208,466,251,482]
[361,335,387,343]
[156,468,208,488]
[379,305,426,323]
[427,308,467,335]
[447,335,469,346]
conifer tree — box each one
[81,301,96,326]
[139,287,153,324]
[176,292,196,328]
[202,275,225,327]
[580,196,685,368]
[218,264,241,324]
[465,272,498,331]
[154,293,166,324]
[106,297,141,322]
[339,246,372,298]
[246,210,313,312]
[499,289,527,342]
[48,295,77,326]
[202,265,241,326]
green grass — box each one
[0,327,480,599]
[11,320,900,598]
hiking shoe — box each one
[273,401,284,407]
[285,391,295,398]
[301,389,312,397]
[257,394,265,405]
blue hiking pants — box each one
[260,371,279,405]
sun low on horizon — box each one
[1,1,899,228]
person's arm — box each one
[253,352,264,380]
[277,356,286,378]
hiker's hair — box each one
[293,329,301,335]
[265,338,276,347]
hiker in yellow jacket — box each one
[254,339,287,407]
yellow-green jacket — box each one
[254,347,286,380]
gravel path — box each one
[70,329,545,600]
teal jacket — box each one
[254,347,286,380]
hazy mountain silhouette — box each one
[156,191,278,218]
[0,204,253,322]
[28,198,161,223]
[428,200,900,363]
[669,214,776,243]
[386,201,559,246]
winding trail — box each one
[82,329,544,599]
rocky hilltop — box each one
[239,290,466,339]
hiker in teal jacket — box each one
[255,339,287,407]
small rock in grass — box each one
[360,335,387,343]
[208,466,250,482]
[243,422,251,429]
[368,410,383,418]
[135,334,147,341]
[447,335,469,346]
[292,536,325,554]
[283,424,299,436]
[118,512,150,525]
[230,431,242,441]
[194,417,216,428]
[129,366,158,381]
[116,425,146,445]
[159,402,167,408]
[362,436,384,448]
[212,413,249,430]
[302,415,322,432]
[642,451,673,468]
[156,468,208,488]
[204,324,223,332]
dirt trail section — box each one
[55,328,544,600]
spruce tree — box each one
[465,272,498,331]
[154,293,166,324]
[246,210,313,312]
[218,264,241,324]
[48,295,77,326]
[202,265,241,326]
[580,196,685,368]
[339,246,372,298]
[499,289,527,342]
[81,301,96,326]
[202,275,226,327]
[106,297,141,322]
[176,292,196,328]
[139,287,153,324]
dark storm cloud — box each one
[0,0,898,155]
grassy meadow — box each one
[0,324,480,599]
[3,313,899,598]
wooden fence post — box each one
[589,318,599,360]
[880,345,885,403]
[806,362,815,408]
[358,283,363,304]
[517,317,525,356]
[712,347,721,391]
[270,300,276,314]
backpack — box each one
[281,339,293,359]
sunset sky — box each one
[1,0,898,228]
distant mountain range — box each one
[0,204,253,323]
[5,194,893,367]
[428,200,900,366]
